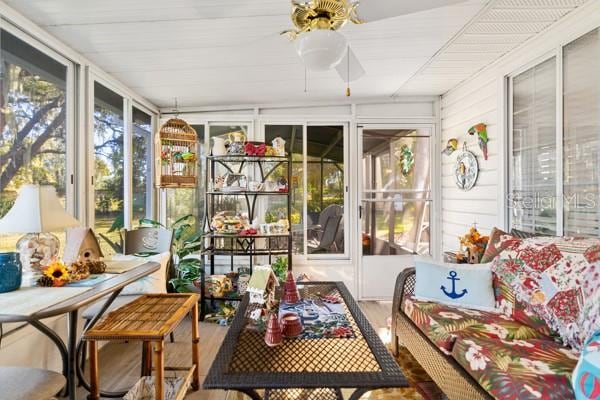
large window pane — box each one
[0,30,68,251]
[511,57,557,235]
[132,107,152,222]
[563,28,600,237]
[94,82,124,254]
[306,125,345,255]
[265,125,303,254]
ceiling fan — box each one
[279,0,467,93]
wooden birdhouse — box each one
[247,265,279,308]
[157,117,198,188]
[63,228,104,264]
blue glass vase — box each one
[0,252,22,293]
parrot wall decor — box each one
[468,123,488,160]
[442,138,458,156]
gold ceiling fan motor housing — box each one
[282,0,363,40]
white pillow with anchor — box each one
[413,256,497,312]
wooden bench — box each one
[83,293,200,400]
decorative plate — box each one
[454,149,479,191]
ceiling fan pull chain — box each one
[346,45,351,97]
[305,67,308,93]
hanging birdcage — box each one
[157,117,198,188]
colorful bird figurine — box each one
[442,138,458,156]
[468,123,488,160]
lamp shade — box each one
[0,184,79,233]
[295,30,348,71]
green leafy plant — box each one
[271,256,288,284]
[138,215,205,292]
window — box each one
[510,57,557,235]
[509,28,600,237]
[563,29,600,236]
[93,82,124,253]
[0,29,70,251]
[132,107,153,221]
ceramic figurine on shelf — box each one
[468,123,488,160]
[272,137,286,157]
[264,312,283,347]
[442,138,458,156]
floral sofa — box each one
[392,234,599,400]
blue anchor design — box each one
[441,270,468,299]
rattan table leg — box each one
[154,340,165,400]
[141,341,152,376]
[88,340,99,400]
[191,303,200,391]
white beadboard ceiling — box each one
[4,0,587,108]
[397,0,589,96]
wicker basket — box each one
[157,118,198,188]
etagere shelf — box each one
[199,154,292,319]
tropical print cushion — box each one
[494,275,556,338]
[480,228,508,263]
[403,297,549,354]
[573,331,600,400]
[452,336,579,400]
[492,236,600,350]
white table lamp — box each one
[0,184,80,279]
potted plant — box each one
[137,215,205,293]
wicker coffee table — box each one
[204,281,408,400]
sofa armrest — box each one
[391,267,415,355]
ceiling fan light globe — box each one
[294,30,347,71]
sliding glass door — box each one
[263,123,349,261]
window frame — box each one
[506,28,600,236]
[507,51,561,235]
[88,74,158,231]
[1,19,77,217]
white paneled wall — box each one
[441,74,500,251]
[440,0,600,252]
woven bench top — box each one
[84,293,199,341]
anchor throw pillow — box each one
[414,256,496,312]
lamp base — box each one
[16,233,59,283]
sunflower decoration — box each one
[40,260,71,287]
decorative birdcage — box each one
[157,117,198,188]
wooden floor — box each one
[72,301,392,400]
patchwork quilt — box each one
[492,236,600,350]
